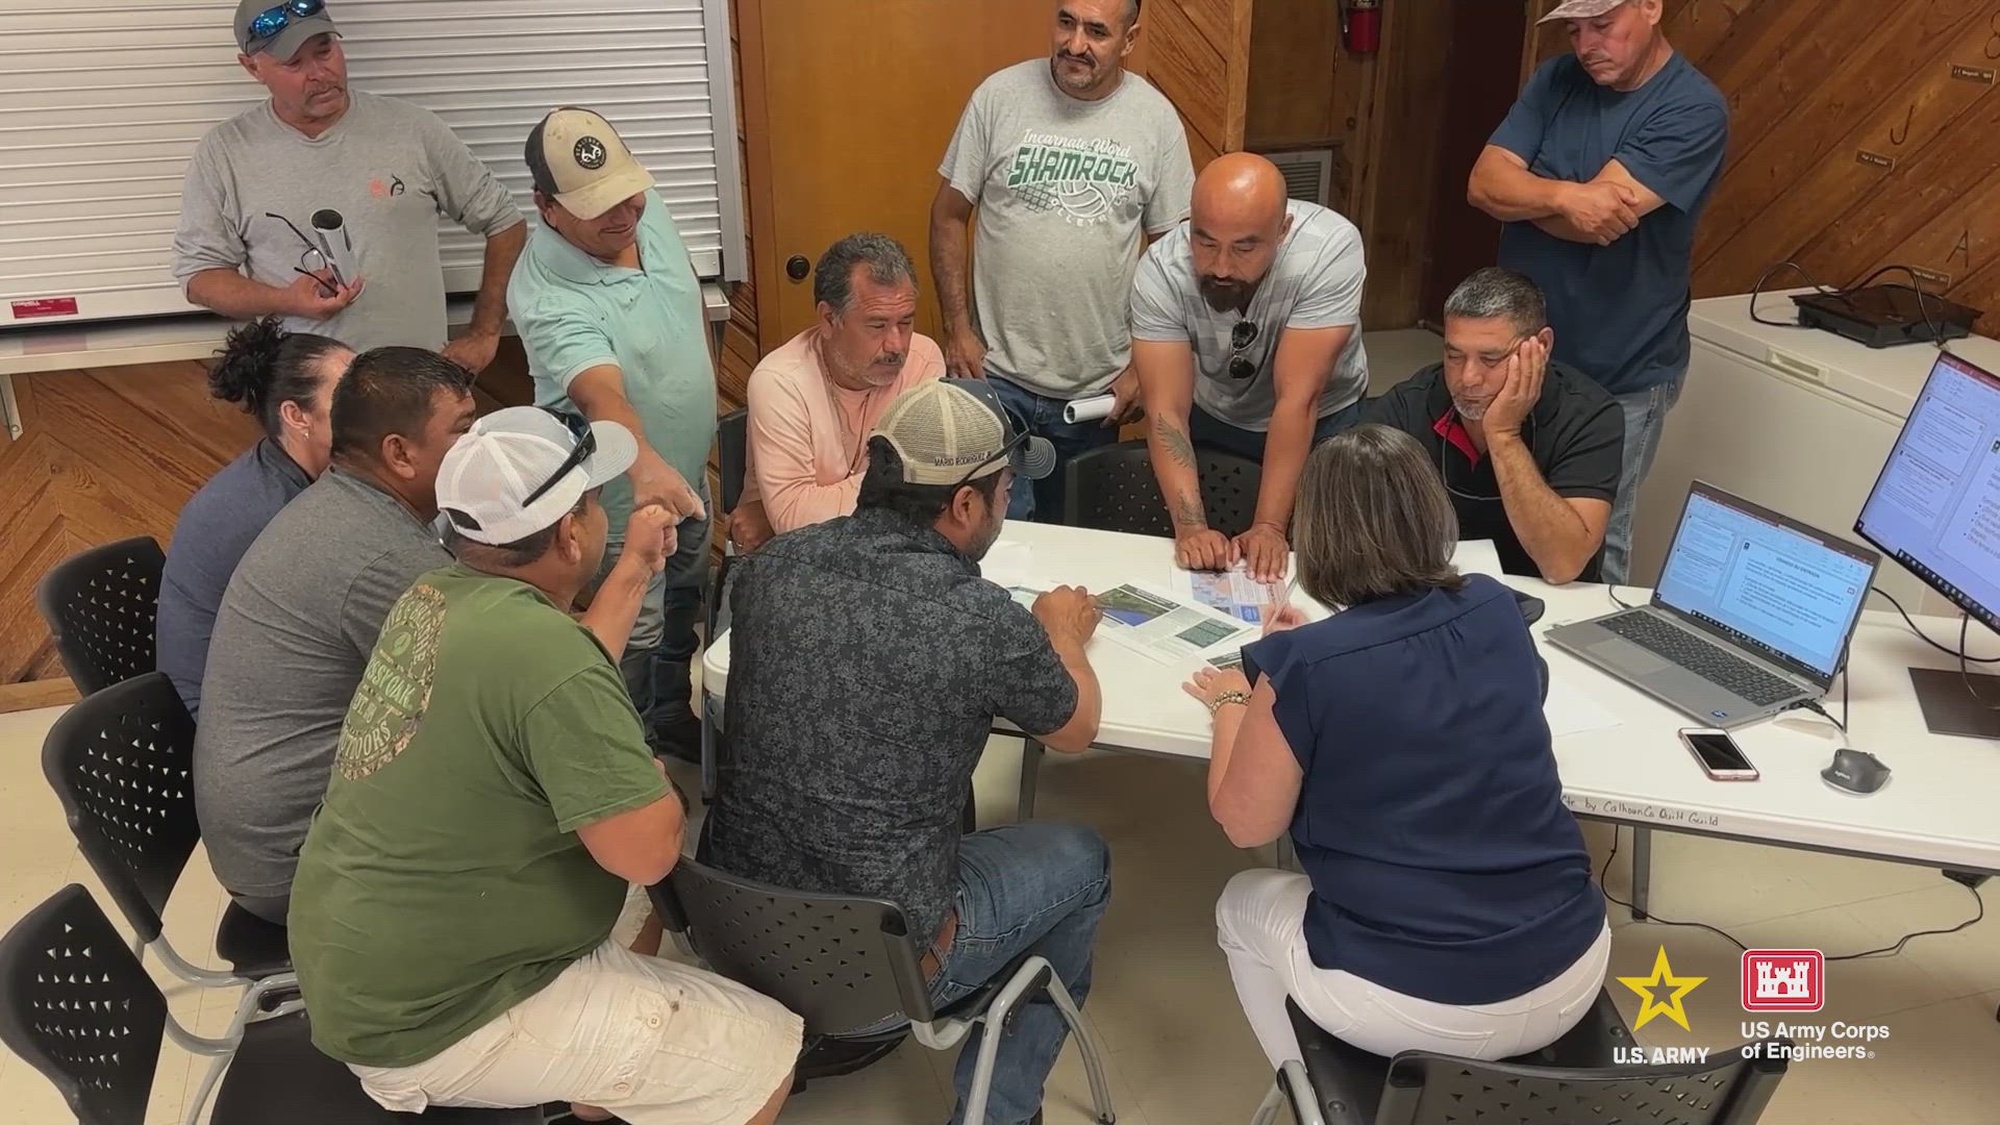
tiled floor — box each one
[4,695,1998,1125]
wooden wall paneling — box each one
[1244,0,1342,150]
[1345,0,1454,329]
[1140,0,1255,168]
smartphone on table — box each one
[1679,728,1758,781]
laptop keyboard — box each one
[1600,613,1803,707]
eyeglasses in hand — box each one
[264,212,344,296]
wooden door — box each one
[737,0,1254,349]
[738,0,1054,347]
[1419,0,1529,325]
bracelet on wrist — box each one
[1207,690,1252,715]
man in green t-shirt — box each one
[288,406,800,1125]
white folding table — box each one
[702,521,2000,918]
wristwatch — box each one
[1207,689,1252,715]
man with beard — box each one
[173,0,524,368]
[1362,268,1623,584]
[1469,0,1727,584]
[930,0,1194,522]
[707,379,1110,1125]
[727,233,944,551]
[1130,152,1369,583]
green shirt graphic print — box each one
[288,564,671,1069]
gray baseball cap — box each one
[1538,0,1627,22]
[235,0,340,60]
[870,379,1056,487]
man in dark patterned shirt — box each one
[707,378,1109,1125]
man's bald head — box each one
[1189,154,1293,310]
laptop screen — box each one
[1653,483,1879,682]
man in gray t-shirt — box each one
[172,1,524,368]
[1131,153,1370,583]
[194,348,476,924]
[931,0,1194,521]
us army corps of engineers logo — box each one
[337,583,447,780]
[1005,131,1139,226]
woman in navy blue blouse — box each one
[1184,424,1608,1066]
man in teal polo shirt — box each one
[509,107,717,759]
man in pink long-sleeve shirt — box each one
[730,234,946,550]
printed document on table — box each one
[1095,582,1256,665]
[1170,565,1287,625]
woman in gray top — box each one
[155,317,351,717]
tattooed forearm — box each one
[1172,493,1206,531]
[1155,417,1198,470]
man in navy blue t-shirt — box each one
[1468,0,1727,585]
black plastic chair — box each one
[41,672,298,1125]
[34,536,166,696]
[1062,439,1263,539]
[651,856,1114,1125]
[701,408,752,798]
[1265,993,1790,1125]
[0,884,539,1125]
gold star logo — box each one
[1617,946,1706,1031]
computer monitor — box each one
[1854,350,2000,739]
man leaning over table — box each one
[173,0,524,368]
[707,379,1109,1125]
[510,106,717,764]
[726,232,945,553]
[1363,268,1623,584]
[1130,152,1369,583]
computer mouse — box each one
[1822,748,1891,795]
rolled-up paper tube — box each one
[311,209,359,288]
[1061,394,1117,424]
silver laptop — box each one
[1547,481,1880,729]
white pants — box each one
[1216,869,1612,1067]
[351,941,802,1125]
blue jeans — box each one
[853,823,1111,1125]
[1189,398,1363,461]
[609,494,712,745]
[1602,371,1685,586]
[986,376,1120,522]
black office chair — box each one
[0,884,539,1125]
[1063,440,1262,539]
[1264,993,1790,1125]
[34,536,166,696]
[651,856,1114,1125]
[41,672,298,1125]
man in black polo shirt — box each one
[1363,268,1623,583]
[706,378,1110,1125]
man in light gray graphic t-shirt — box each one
[172,1,524,367]
[1131,153,1370,585]
[931,0,1195,521]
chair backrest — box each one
[1375,1040,1790,1125]
[719,407,749,514]
[0,884,169,1125]
[34,536,166,696]
[41,673,201,947]
[1063,440,1263,539]
[650,857,932,1035]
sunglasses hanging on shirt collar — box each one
[1229,319,1260,380]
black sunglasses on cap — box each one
[521,408,596,508]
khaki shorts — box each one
[352,942,802,1125]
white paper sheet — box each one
[1544,678,1623,739]
[983,540,1033,588]
[1169,564,1287,625]
[1096,582,1256,665]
